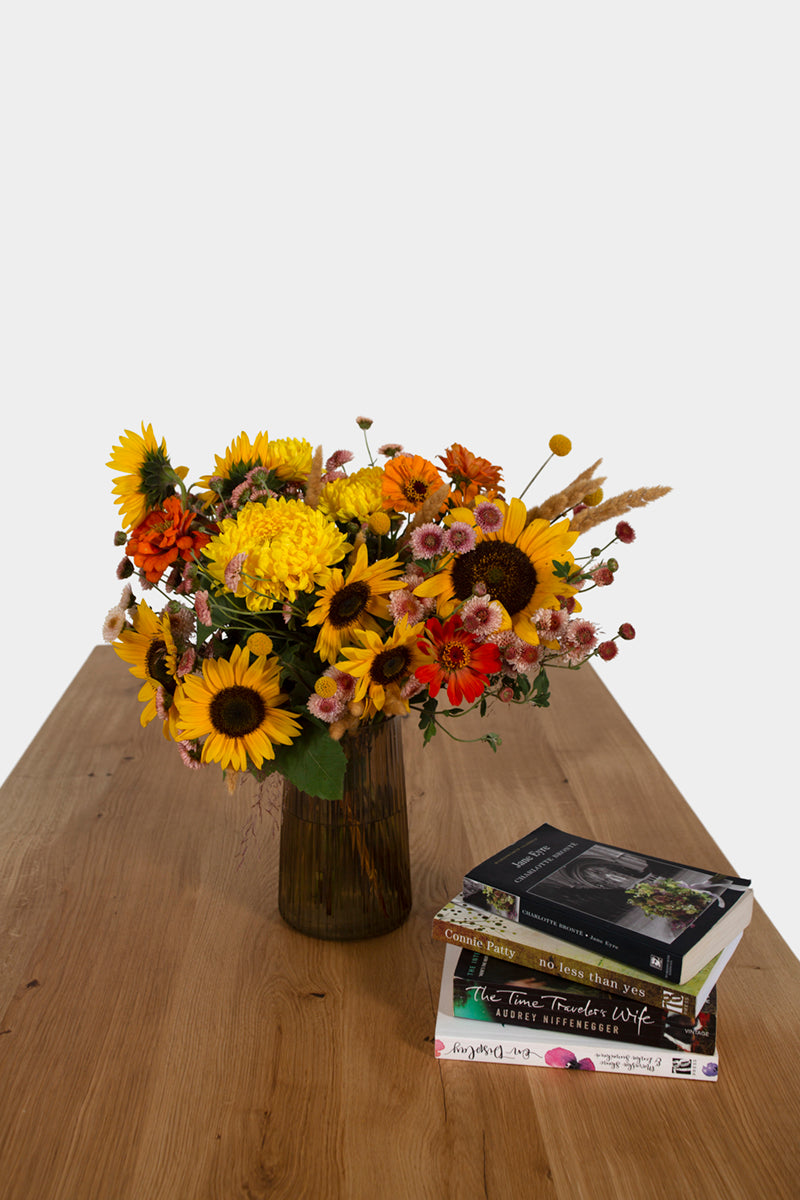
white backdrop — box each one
[2,5,797,956]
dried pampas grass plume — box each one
[569,485,672,533]
[304,445,324,509]
[526,460,605,525]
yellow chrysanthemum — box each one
[334,616,426,714]
[107,423,188,530]
[203,498,348,612]
[414,498,579,646]
[175,645,301,771]
[318,465,385,523]
[306,543,403,663]
[113,600,180,737]
[198,431,314,504]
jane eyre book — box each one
[462,824,753,984]
[452,949,717,1053]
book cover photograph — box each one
[432,893,741,1019]
[462,824,753,983]
[435,946,720,1081]
[452,949,717,1053]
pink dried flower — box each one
[388,588,427,625]
[282,603,293,625]
[564,618,599,650]
[515,642,542,672]
[498,686,515,703]
[597,640,618,661]
[460,594,504,641]
[378,443,404,458]
[178,740,204,770]
[592,567,614,587]
[325,667,357,701]
[225,553,247,591]
[178,648,196,677]
[446,522,476,554]
[473,501,504,533]
[409,523,446,559]
[325,449,354,473]
[615,521,636,544]
[356,416,373,430]
[401,563,426,588]
[154,686,169,721]
[307,692,346,722]
[401,675,426,700]
[116,558,134,580]
[102,606,127,643]
[194,590,212,626]
[618,623,636,640]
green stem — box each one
[518,452,554,501]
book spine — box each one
[451,979,715,1053]
[433,1029,719,1080]
[432,915,696,1018]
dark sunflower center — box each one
[403,477,431,504]
[328,581,371,628]
[450,542,538,616]
[146,638,175,692]
[370,647,411,686]
[209,685,266,737]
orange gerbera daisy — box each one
[416,615,502,706]
[381,454,445,514]
[438,444,504,506]
[126,495,216,584]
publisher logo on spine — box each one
[649,954,664,972]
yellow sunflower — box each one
[175,645,301,771]
[414,498,578,645]
[198,431,314,504]
[307,543,403,663]
[108,423,188,530]
[203,498,348,612]
[318,465,385,523]
[113,600,181,737]
[334,616,426,714]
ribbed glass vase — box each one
[278,717,412,940]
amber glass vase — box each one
[278,717,412,940]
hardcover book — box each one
[435,946,720,1081]
[452,948,717,1053]
[432,893,741,1019]
[462,824,753,984]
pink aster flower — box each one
[473,501,504,533]
[102,606,127,643]
[597,640,619,661]
[460,594,504,641]
[225,553,247,592]
[388,588,428,625]
[325,450,354,475]
[378,443,404,458]
[177,740,204,770]
[194,590,212,626]
[409,523,446,559]
[116,558,134,580]
[615,521,636,544]
[154,686,169,721]
[401,563,426,589]
[178,648,197,677]
[515,642,542,672]
[402,675,427,700]
[325,667,357,702]
[592,566,614,587]
[307,692,345,723]
[446,522,476,554]
[534,608,568,640]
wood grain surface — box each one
[1,647,797,1199]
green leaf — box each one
[264,724,348,800]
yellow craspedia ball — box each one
[368,511,391,535]
[247,632,274,657]
[584,488,604,507]
[549,434,572,457]
[314,675,338,698]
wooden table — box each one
[1,647,797,1199]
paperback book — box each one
[452,948,717,1053]
[433,892,741,1020]
[463,824,753,984]
[435,945,720,1081]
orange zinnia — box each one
[416,614,502,706]
[126,495,215,583]
[381,454,445,514]
[438,443,504,506]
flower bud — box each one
[615,521,636,544]
[116,558,134,579]
[597,641,618,661]
[607,557,619,572]
[618,623,636,640]
[356,416,373,430]
[114,530,128,546]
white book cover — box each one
[434,946,719,1081]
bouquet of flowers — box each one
[625,878,713,927]
[103,419,669,801]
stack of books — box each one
[433,824,753,1082]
